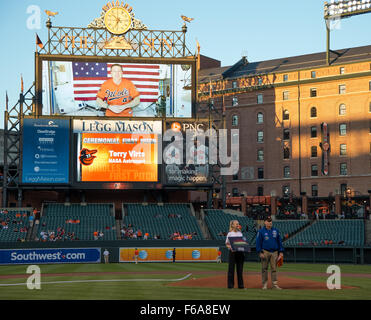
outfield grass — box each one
[0,262,370,300]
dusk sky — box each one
[1,0,370,126]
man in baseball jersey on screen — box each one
[96,64,140,117]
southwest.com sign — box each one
[0,248,101,265]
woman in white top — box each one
[225,220,245,289]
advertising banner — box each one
[0,248,101,265]
[21,118,70,184]
[163,121,210,185]
[119,247,219,263]
[74,120,161,182]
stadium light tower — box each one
[324,0,371,65]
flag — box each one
[196,40,200,70]
[36,33,43,49]
[21,75,24,93]
[72,62,160,103]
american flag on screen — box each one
[72,62,160,103]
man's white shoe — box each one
[273,284,282,290]
[262,283,268,290]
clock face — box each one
[104,7,132,35]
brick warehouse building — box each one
[198,44,371,217]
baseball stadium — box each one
[1,1,371,307]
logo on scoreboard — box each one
[79,148,97,166]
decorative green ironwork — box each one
[2,84,35,205]
[39,24,193,58]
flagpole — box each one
[20,74,24,116]
[5,91,8,112]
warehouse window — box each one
[311,126,317,138]
[283,91,289,100]
[311,71,316,78]
[339,104,346,115]
[283,109,289,120]
[283,129,290,140]
[258,168,264,179]
[232,188,239,197]
[311,185,318,197]
[232,96,238,106]
[257,131,264,143]
[340,183,347,195]
[283,146,290,159]
[257,112,264,124]
[282,185,290,197]
[232,115,239,126]
[311,146,318,158]
[339,84,346,94]
[257,186,264,196]
[310,107,317,118]
[310,88,317,97]
[311,164,318,177]
[257,149,264,161]
[339,123,347,136]
[283,166,290,178]
[340,144,347,156]
[340,163,348,176]
[257,94,263,104]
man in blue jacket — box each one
[256,216,284,290]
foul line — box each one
[0,273,192,287]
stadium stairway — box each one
[221,209,246,217]
[26,221,35,241]
[115,219,121,240]
[282,219,315,243]
[29,220,40,241]
[195,208,212,240]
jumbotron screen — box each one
[41,59,193,118]
[74,119,161,182]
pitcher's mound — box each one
[169,273,356,290]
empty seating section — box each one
[43,203,113,217]
[36,203,116,241]
[272,220,310,240]
[204,210,256,245]
[285,220,365,246]
[123,203,204,240]
[0,208,32,242]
